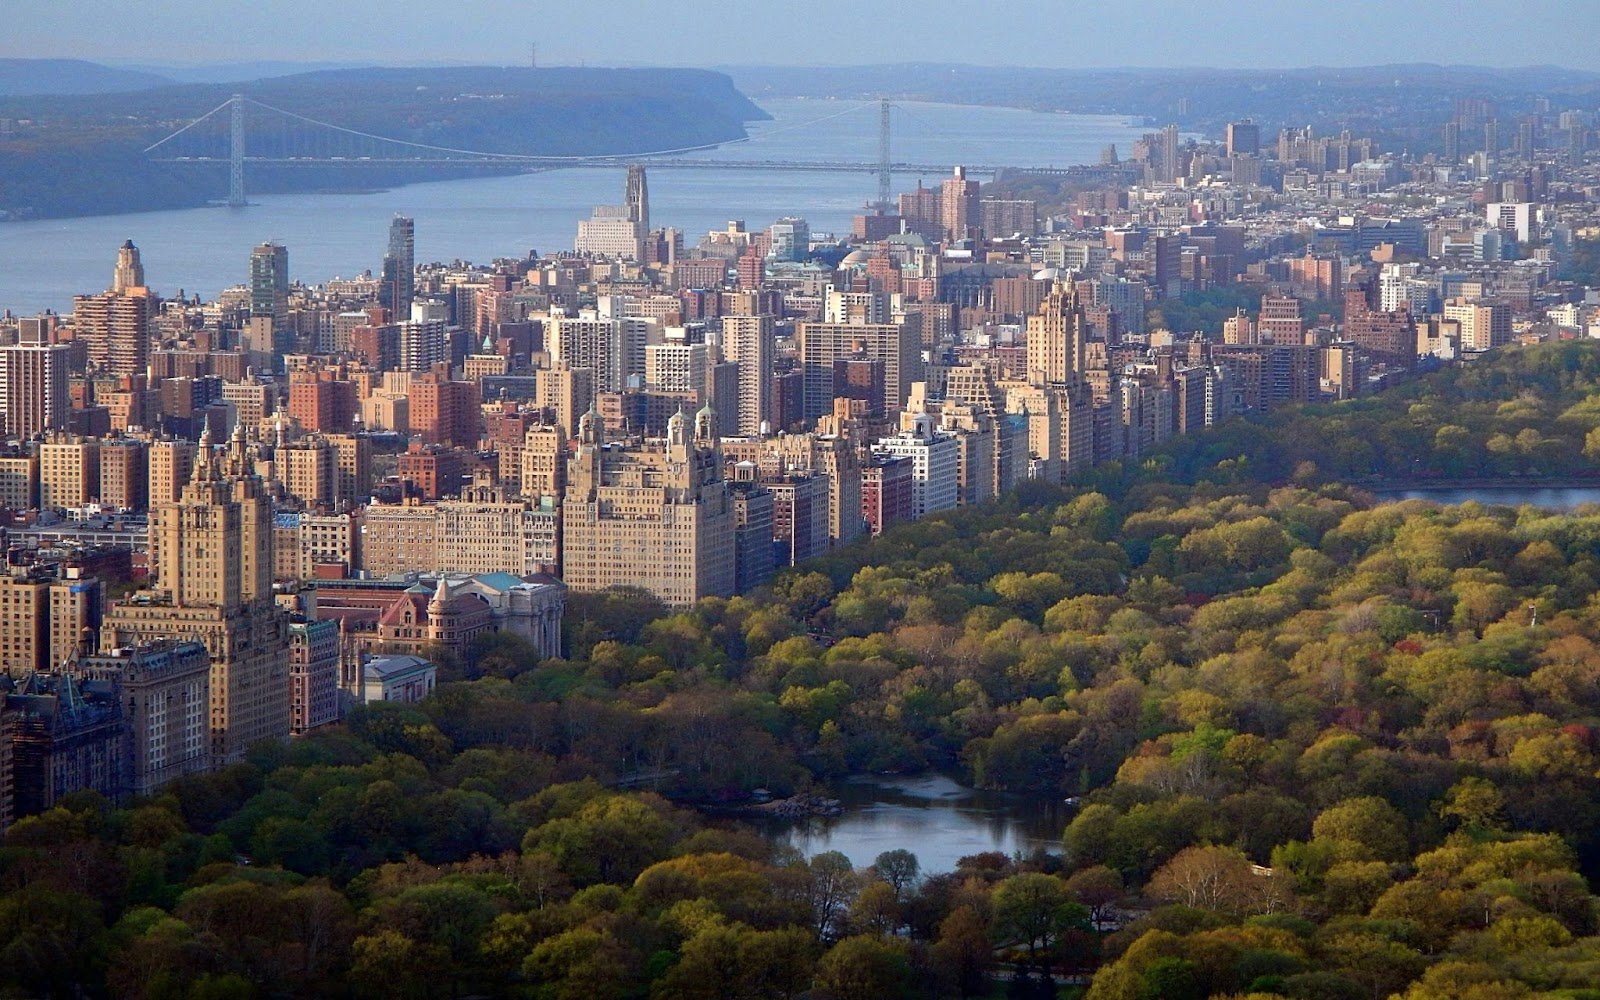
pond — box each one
[768,772,1067,874]
[1372,485,1600,511]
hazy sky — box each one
[7,0,1597,71]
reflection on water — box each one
[773,772,1066,874]
[1374,487,1600,511]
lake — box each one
[773,772,1066,874]
[0,99,1149,316]
[1373,485,1600,511]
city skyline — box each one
[5,0,1599,72]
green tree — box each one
[813,935,912,1000]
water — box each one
[0,99,1148,316]
[1374,486,1600,511]
[775,772,1065,874]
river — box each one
[0,99,1149,316]
[772,772,1066,874]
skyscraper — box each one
[101,420,290,764]
[249,242,289,323]
[112,240,145,294]
[1442,120,1461,163]
[1225,119,1260,157]
[1160,123,1181,182]
[1,319,71,436]
[380,216,415,319]
[1026,282,1088,385]
[71,290,149,378]
[626,164,650,233]
[719,314,775,436]
[940,166,980,241]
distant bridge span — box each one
[141,94,1122,206]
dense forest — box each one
[10,343,1600,998]
[0,67,764,219]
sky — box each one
[5,0,1597,72]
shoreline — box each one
[1361,476,1600,491]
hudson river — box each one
[0,99,1148,315]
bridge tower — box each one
[228,94,246,208]
[876,97,892,214]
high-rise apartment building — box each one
[0,329,71,437]
[287,619,340,736]
[719,314,774,437]
[1026,282,1089,385]
[98,439,148,511]
[940,166,981,241]
[767,218,810,262]
[71,291,150,378]
[148,439,196,507]
[1225,119,1260,157]
[561,404,736,606]
[379,216,415,319]
[645,340,709,399]
[101,421,290,764]
[1443,298,1512,352]
[1258,296,1305,344]
[38,436,99,510]
[249,242,289,323]
[797,302,922,422]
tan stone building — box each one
[101,421,290,765]
[561,403,736,607]
[38,436,99,510]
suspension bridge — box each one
[143,95,1031,208]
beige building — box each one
[537,363,594,438]
[101,422,290,765]
[0,575,48,675]
[1443,298,1512,351]
[0,456,38,511]
[278,438,337,511]
[718,314,774,437]
[148,439,196,507]
[325,433,372,509]
[1026,283,1089,386]
[561,403,736,607]
[359,484,559,578]
[98,440,148,511]
[222,380,275,432]
[1004,379,1094,486]
[39,437,99,510]
[520,423,567,501]
[82,640,211,797]
[797,312,922,422]
[360,392,409,434]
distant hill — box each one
[113,60,375,84]
[0,58,173,96]
[725,62,1600,152]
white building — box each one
[361,654,437,705]
[1487,202,1535,244]
[645,340,710,398]
[873,413,959,518]
[576,205,643,260]
[768,217,811,262]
